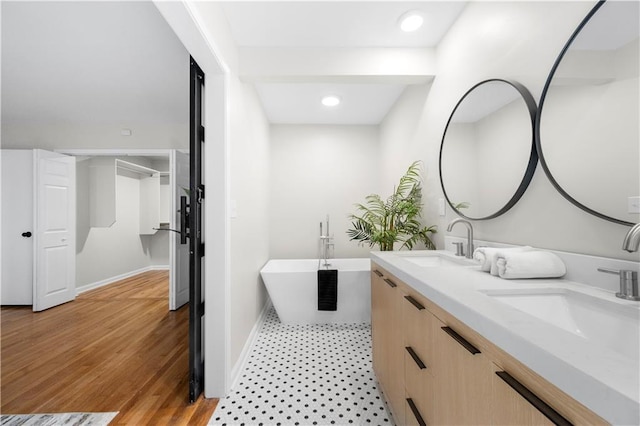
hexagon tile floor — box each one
[208,307,395,426]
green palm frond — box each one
[453,201,470,210]
[347,160,437,251]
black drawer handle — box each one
[406,398,426,426]
[404,295,425,310]
[373,270,383,277]
[383,278,397,288]
[405,347,426,370]
[441,326,480,355]
[496,371,573,426]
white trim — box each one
[229,299,272,390]
[76,266,152,295]
[115,159,159,177]
[150,264,170,271]
[55,149,173,157]
[154,0,231,398]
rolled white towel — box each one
[495,250,566,279]
[473,246,532,274]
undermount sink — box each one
[397,251,478,268]
[481,288,640,360]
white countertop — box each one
[371,250,640,425]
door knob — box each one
[21,232,32,238]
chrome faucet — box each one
[598,223,640,301]
[447,218,474,259]
[622,223,640,253]
[319,215,333,268]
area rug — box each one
[0,412,118,426]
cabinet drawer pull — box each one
[406,398,427,426]
[496,371,573,426]
[405,347,426,370]
[441,326,480,355]
[383,278,397,288]
[404,295,425,310]
[373,269,383,277]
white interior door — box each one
[170,150,189,310]
[33,150,76,312]
[1,150,34,305]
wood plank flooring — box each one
[1,270,218,425]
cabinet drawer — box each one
[405,349,434,426]
[403,290,437,372]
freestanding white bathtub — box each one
[260,258,371,324]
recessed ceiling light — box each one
[399,11,424,32]
[321,95,341,107]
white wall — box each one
[229,78,271,365]
[269,124,380,259]
[76,171,154,289]
[150,159,170,267]
[380,1,638,261]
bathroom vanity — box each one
[370,250,639,425]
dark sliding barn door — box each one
[189,56,205,403]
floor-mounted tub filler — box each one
[260,258,371,324]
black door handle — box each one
[153,228,182,234]
[21,232,32,238]
[180,195,189,245]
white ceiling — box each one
[220,2,466,48]
[255,82,407,125]
[1,2,466,129]
[220,1,466,124]
[2,2,188,129]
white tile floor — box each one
[209,307,394,426]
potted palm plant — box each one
[347,161,436,251]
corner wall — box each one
[380,1,637,261]
[269,124,380,259]
[76,171,154,289]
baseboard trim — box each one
[230,299,272,390]
[76,266,157,295]
[150,264,170,271]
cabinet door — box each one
[431,318,493,425]
[370,268,386,383]
[370,266,405,425]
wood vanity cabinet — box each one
[370,262,607,426]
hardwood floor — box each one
[1,270,218,424]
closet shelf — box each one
[115,159,159,177]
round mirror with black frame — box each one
[439,79,538,221]
[536,0,639,226]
